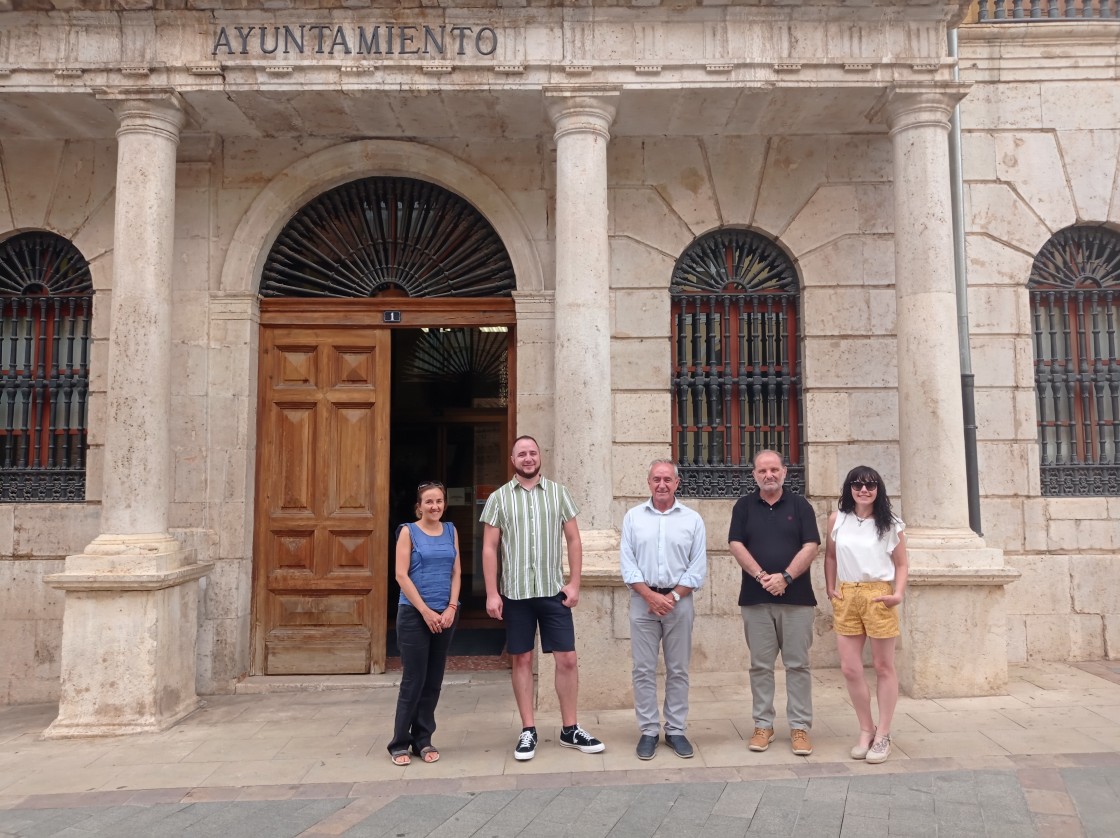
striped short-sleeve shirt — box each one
[479,476,580,601]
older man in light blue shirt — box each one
[620,458,708,760]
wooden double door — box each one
[251,299,514,675]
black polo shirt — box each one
[728,489,820,607]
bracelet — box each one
[447,603,458,610]
[754,571,764,582]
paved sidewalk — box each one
[2,662,1120,836]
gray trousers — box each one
[741,603,814,731]
[630,589,695,736]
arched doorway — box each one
[250,176,516,675]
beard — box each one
[514,461,540,479]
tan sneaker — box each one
[791,729,813,756]
[748,727,775,752]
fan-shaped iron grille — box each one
[670,229,804,498]
[0,232,92,503]
[671,228,798,295]
[261,177,515,298]
[0,231,93,296]
[1028,225,1120,496]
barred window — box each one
[670,228,804,498]
[0,232,92,502]
[1029,225,1120,497]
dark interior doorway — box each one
[386,326,510,662]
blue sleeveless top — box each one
[397,521,456,611]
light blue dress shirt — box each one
[619,498,707,591]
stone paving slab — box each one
[3,662,1120,835]
[1,761,1112,837]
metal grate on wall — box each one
[670,228,804,498]
[260,177,515,298]
[0,232,92,503]
[1029,225,1120,496]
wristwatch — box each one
[782,572,793,586]
[670,590,681,602]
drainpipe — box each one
[948,27,983,536]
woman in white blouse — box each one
[824,465,908,765]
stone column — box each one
[539,90,620,712]
[545,90,617,537]
[882,86,1018,697]
[45,95,211,737]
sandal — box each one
[850,728,876,760]
[418,745,440,763]
[390,750,411,766]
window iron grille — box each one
[0,232,92,503]
[1028,225,1120,496]
[261,177,515,298]
[670,229,804,497]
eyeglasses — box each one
[418,481,445,492]
[850,480,878,491]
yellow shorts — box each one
[831,581,899,639]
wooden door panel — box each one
[327,530,373,571]
[253,325,389,675]
[333,348,375,386]
[271,530,316,572]
[331,404,376,514]
[274,405,316,513]
[276,347,318,388]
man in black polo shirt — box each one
[728,449,821,756]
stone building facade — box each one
[0,1,1117,734]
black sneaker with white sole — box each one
[514,728,538,761]
[559,724,605,753]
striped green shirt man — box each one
[480,476,580,600]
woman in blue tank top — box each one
[388,481,461,765]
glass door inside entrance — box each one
[388,326,510,658]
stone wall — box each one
[959,24,1120,662]
[0,506,99,703]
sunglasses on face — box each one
[850,480,878,491]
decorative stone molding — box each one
[210,293,261,322]
[511,290,554,321]
[218,139,545,295]
[545,88,619,142]
[873,83,968,134]
[47,560,212,592]
[908,567,1022,587]
[0,8,964,90]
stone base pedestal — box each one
[537,535,629,715]
[898,529,1020,699]
[44,536,212,738]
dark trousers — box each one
[387,603,456,755]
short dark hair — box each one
[512,434,539,451]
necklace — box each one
[854,512,872,527]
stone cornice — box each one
[958,20,1120,82]
[0,1,973,16]
[0,8,962,88]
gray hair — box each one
[648,458,679,478]
[751,449,785,467]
